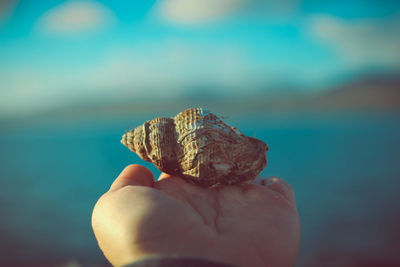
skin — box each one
[92,165,300,267]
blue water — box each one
[1,111,399,266]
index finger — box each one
[262,176,296,205]
[108,164,155,192]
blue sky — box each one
[1,0,399,115]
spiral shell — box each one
[121,108,268,186]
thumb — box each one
[108,164,154,192]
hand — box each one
[92,165,300,267]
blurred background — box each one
[1,0,399,266]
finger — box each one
[108,164,154,192]
[158,172,175,181]
[156,173,199,196]
[262,176,296,205]
[154,175,191,202]
[157,173,188,188]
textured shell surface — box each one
[121,108,268,186]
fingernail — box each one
[263,176,280,186]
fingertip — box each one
[157,173,188,186]
[158,172,175,181]
[262,176,296,204]
[109,164,155,192]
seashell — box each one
[121,108,268,186]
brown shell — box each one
[121,108,268,186]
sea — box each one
[0,111,399,267]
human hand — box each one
[92,165,300,267]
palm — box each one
[92,167,300,267]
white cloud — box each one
[151,0,299,25]
[0,0,19,25]
[152,0,246,25]
[309,14,400,68]
[35,0,115,35]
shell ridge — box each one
[142,122,153,161]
